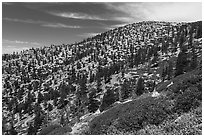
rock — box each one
[152,91,160,97]
[71,122,89,135]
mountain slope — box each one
[87,64,202,135]
[2,21,202,135]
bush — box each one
[167,68,201,100]
[136,124,167,135]
[166,106,202,135]
[137,106,202,135]
[89,96,172,134]
[47,125,72,135]
[38,124,61,135]
[115,98,170,131]
[173,86,201,114]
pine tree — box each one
[60,115,65,126]
[33,114,42,134]
[27,123,35,135]
[179,32,185,48]
[190,46,198,70]
[120,79,131,100]
[71,66,76,82]
[75,74,88,116]
[96,66,103,94]
[89,71,94,83]
[175,48,188,77]
[150,81,156,92]
[167,60,173,80]
[162,66,167,81]
[99,87,117,112]
[17,88,24,101]
[129,52,134,68]
[59,81,67,100]
[151,52,159,65]
[37,92,44,104]
[161,61,168,81]
[135,77,144,96]
[47,103,53,112]
[195,21,202,39]
[9,125,18,135]
[78,74,88,102]
[76,61,81,69]
[2,117,7,135]
[87,88,100,113]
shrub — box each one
[38,124,61,135]
[137,106,202,135]
[173,86,201,114]
[47,125,72,135]
[167,68,201,100]
[166,106,202,135]
[89,96,172,134]
[115,98,170,131]
[136,124,167,135]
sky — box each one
[2,2,202,54]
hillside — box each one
[87,65,202,135]
[2,21,202,135]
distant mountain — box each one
[2,21,202,135]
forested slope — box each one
[2,21,202,135]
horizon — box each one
[2,2,202,54]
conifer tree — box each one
[135,77,144,96]
[60,115,65,126]
[47,103,53,112]
[162,66,167,81]
[88,88,100,113]
[9,124,18,135]
[99,87,117,112]
[71,66,76,82]
[27,123,35,135]
[96,65,103,94]
[167,60,173,80]
[78,74,88,102]
[151,52,159,65]
[75,74,88,115]
[179,32,185,48]
[175,48,188,77]
[37,92,44,104]
[120,79,131,100]
[190,46,198,70]
[195,21,202,39]
[161,62,168,81]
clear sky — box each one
[2,2,202,54]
